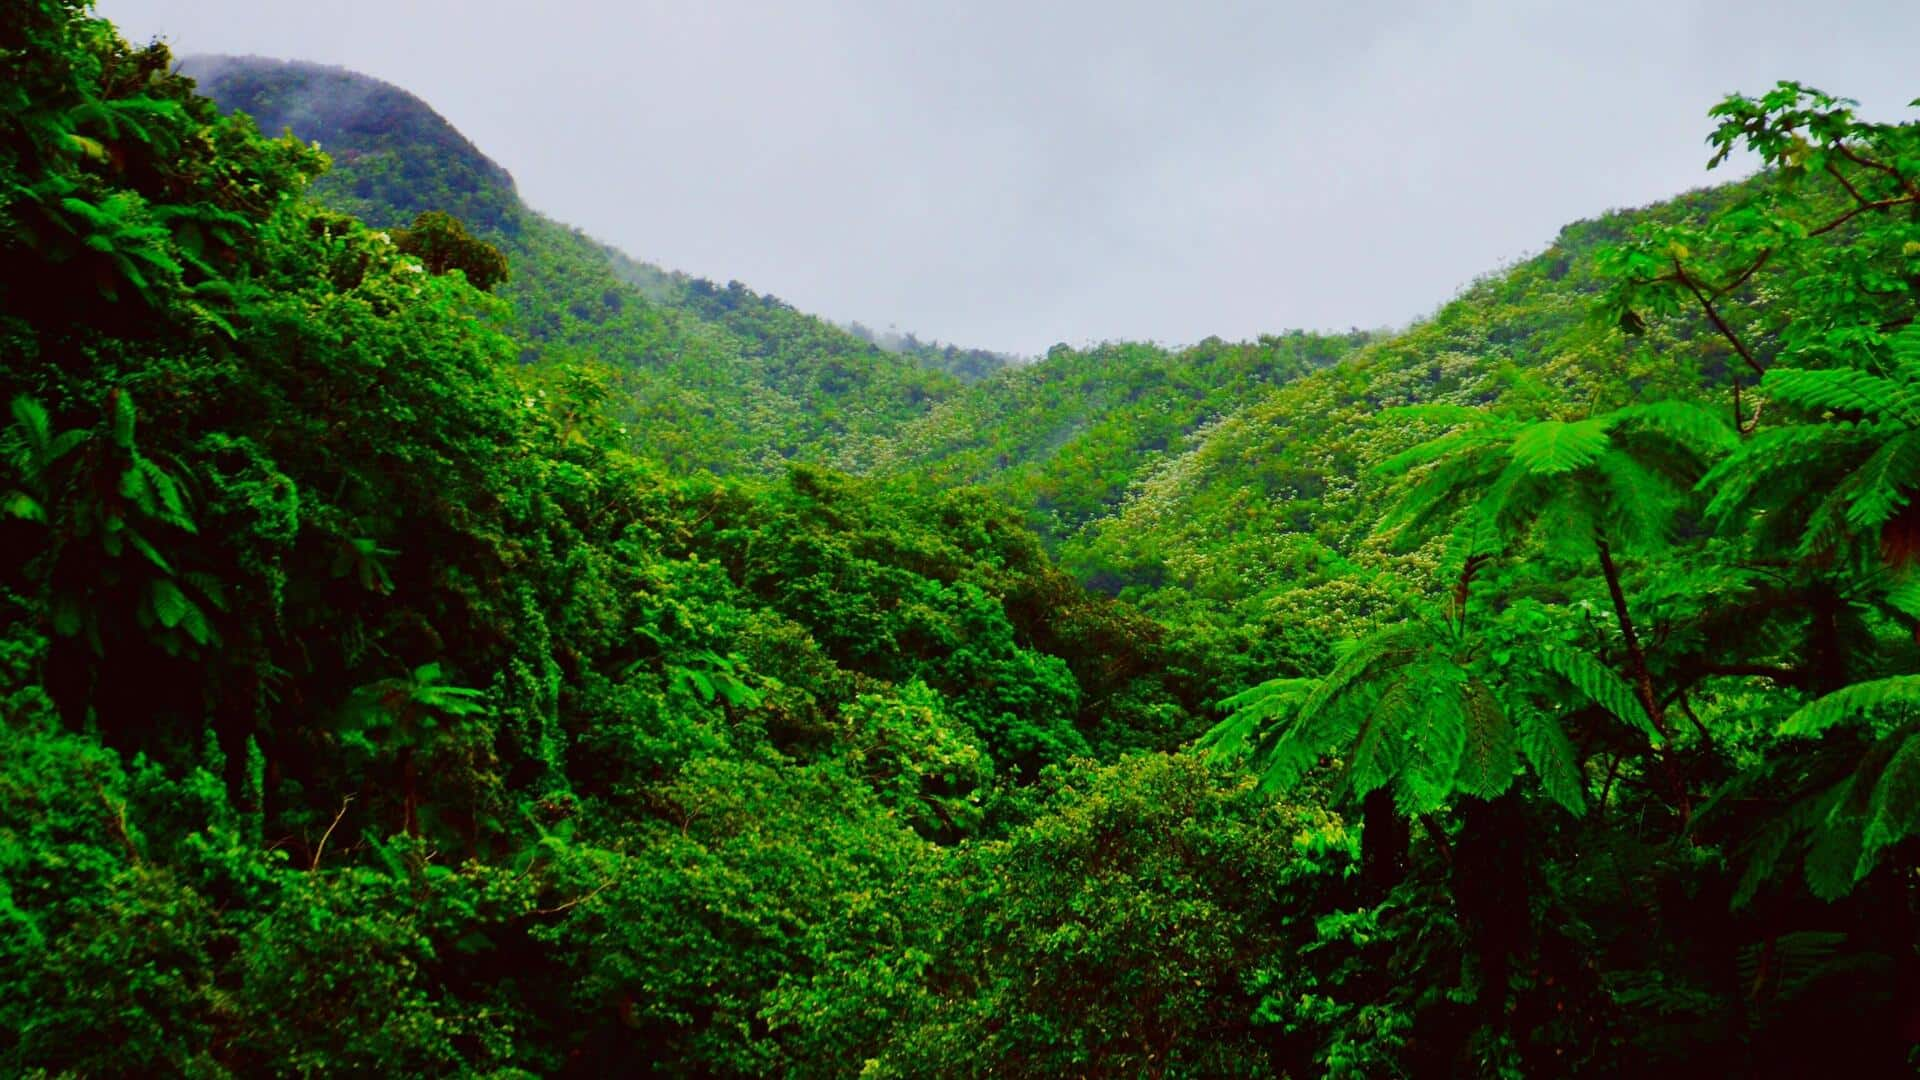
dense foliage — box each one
[4,5,1919,1075]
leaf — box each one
[1858,729,1920,876]
[1804,783,1865,901]
[1886,578,1920,618]
[1454,679,1517,799]
[1201,677,1316,760]
[2,490,44,523]
[1540,643,1664,746]
[1764,366,1917,424]
[1841,427,1920,530]
[9,396,50,452]
[1509,418,1613,476]
[711,673,761,709]
[1392,665,1468,815]
[1611,400,1739,456]
[111,390,136,451]
[1518,710,1586,816]
[124,528,172,572]
[62,132,109,163]
[150,577,195,630]
[1779,676,1920,737]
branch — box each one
[1712,248,1777,300]
[531,876,616,916]
[1418,813,1454,867]
[1824,159,1871,208]
[1834,142,1920,199]
[1673,259,1765,377]
[1806,194,1919,239]
[94,780,141,866]
[310,795,353,873]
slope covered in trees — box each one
[183,55,968,475]
[5,3,1920,1075]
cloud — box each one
[102,0,1920,355]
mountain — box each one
[12,12,1920,1076]
[182,55,966,473]
[873,330,1372,540]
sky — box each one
[100,1,1920,357]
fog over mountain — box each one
[102,0,1920,353]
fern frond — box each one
[1699,423,1877,520]
[1840,427,1920,530]
[1593,449,1682,554]
[1888,322,1920,384]
[1885,578,1920,618]
[1346,671,1415,800]
[1509,418,1614,475]
[1300,622,1432,726]
[1611,400,1739,457]
[1764,366,1917,424]
[1540,643,1662,745]
[1858,727,1920,878]
[1454,678,1517,799]
[1518,709,1586,815]
[1736,931,1848,1004]
[9,395,51,458]
[1375,426,1507,476]
[1390,661,1468,815]
[1377,451,1509,543]
[1803,780,1865,901]
[1778,675,1920,737]
[1201,677,1318,759]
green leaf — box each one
[1764,366,1917,423]
[2,490,44,523]
[1858,730,1920,876]
[1540,643,1663,746]
[1509,418,1613,476]
[111,390,136,451]
[1611,400,1739,455]
[1780,676,1920,737]
[150,577,195,630]
[1453,679,1517,799]
[1518,710,1585,815]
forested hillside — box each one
[183,55,967,475]
[5,3,1920,1075]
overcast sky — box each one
[100,1,1920,356]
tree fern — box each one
[1702,322,1920,565]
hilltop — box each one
[185,55,980,473]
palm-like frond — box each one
[1540,642,1664,746]
[1509,418,1614,475]
[1517,708,1586,816]
[1763,366,1918,424]
[1778,675,1920,737]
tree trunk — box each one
[1594,535,1691,823]
[1359,787,1410,902]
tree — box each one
[390,210,509,292]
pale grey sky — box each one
[101,0,1920,355]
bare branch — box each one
[1673,259,1766,377]
[311,795,354,873]
[531,877,617,916]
